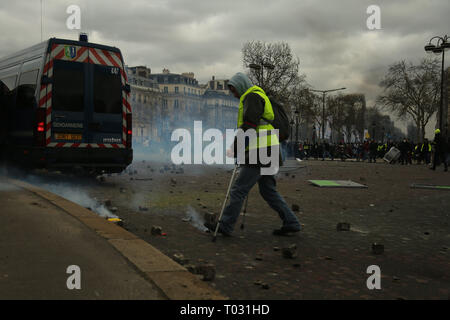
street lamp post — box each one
[248,63,275,90]
[310,87,346,140]
[425,35,450,134]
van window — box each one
[16,70,38,109]
[0,75,18,110]
[0,75,17,91]
[52,61,84,112]
[93,65,122,114]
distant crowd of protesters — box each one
[284,131,449,171]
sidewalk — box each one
[0,179,225,300]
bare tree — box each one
[242,41,305,103]
[377,58,441,142]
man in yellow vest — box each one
[204,72,301,236]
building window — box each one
[164,87,168,93]
[175,86,179,93]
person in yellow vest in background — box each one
[420,138,432,165]
[204,72,301,237]
[431,129,448,172]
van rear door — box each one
[89,63,123,146]
[51,60,86,144]
[45,42,129,149]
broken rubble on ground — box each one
[185,263,216,281]
[336,222,351,231]
[196,263,216,281]
[372,243,384,254]
[151,226,163,235]
[204,212,217,225]
[282,244,297,259]
[173,253,190,266]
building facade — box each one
[126,67,239,149]
[126,66,163,145]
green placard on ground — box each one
[410,184,450,190]
[309,180,368,188]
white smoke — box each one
[186,205,208,231]
[25,175,118,218]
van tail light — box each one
[126,113,132,148]
[35,108,46,146]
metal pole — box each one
[322,92,326,139]
[440,49,445,131]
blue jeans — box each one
[220,166,301,234]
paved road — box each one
[83,159,450,300]
[0,180,166,299]
[0,179,225,300]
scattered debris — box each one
[282,244,297,259]
[204,212,217,225]
[336,222,351,231]
[273,246,280,251]
[292,263,301,268]
[261,283,270,289]
[151,226,163,236]
[372,243,384,254]
[292,204,300,212]
[173,253,189,266]
[120,188,126,193]
[182,217,192,222]
[170,178,177,185]
[107,218,123,227]
[104,199,112,207]
[138,206,148,212]
[195,263,216,281]
[110,207,118,213]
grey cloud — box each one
[1,0,448,130]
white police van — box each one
[0,35,132,174]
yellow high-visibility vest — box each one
[237,86,279,151]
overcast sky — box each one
[1,0,449,133]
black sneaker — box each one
[204,222,231,237]
[273,226,301,236]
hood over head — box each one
[228,72,253,97]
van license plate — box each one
[55,133,82,140]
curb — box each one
[8,178,227,300]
